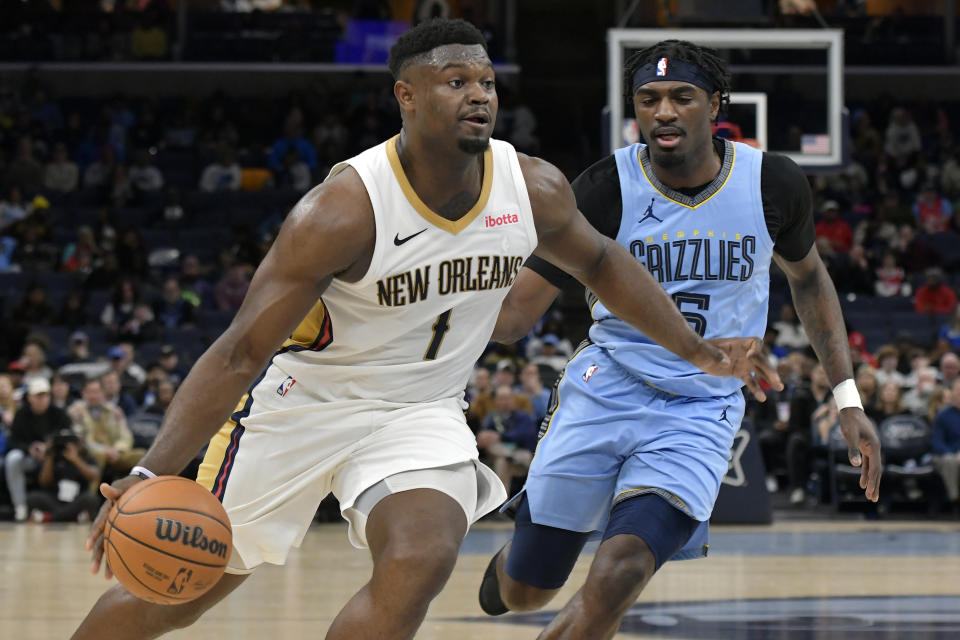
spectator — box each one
[198,146,242,193]
[152,277,196,329]
[913,183,953,234]
[20,340,53,385]
[936,305,960,356]
[214,264,252,311]
[4,377,71,521]
[267,116,318,173]
[180,254,215,309]
[68,377,144,477]
[107,342,147,400]
[902,366,939,417]
[895,224,942,274]
[117,302,160,344]
[942,149,960,199]
[785,363,831,504]
[130,12,169,60]
[127,148,164,195]
[115,230,149,279]
[884,107,922,166]
[773,303,810,350]
[874,252,908,297]
[275,147,312,192]
[914,267,957,314]
[43,142,79,194]
[82,146,118,190]
[11,284,54,327]
[529,334,567,373]
[855,363,879,408]
[100,370,138,418]
[932,378,960,509]
[27,428,100,523]
[0,373,17,428]
[61,225,102,273]
[157,344,187,386]
[873,345,907,388]
[814,200,853,253]
[54,291,90,329]
[940,352,960,388]
[0,185,28,229]
[128,378,174,449]
[50,373,75,410]
[476,386,537,494]
[3,136,44,196]
[519,362,551,424]
[868,381,909,423]
[57,330,95,367]
[466,366,494,431]
[100,278,140,332]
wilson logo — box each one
[484,213,519,228]
[155,518,229,559]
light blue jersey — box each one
[588,139,773,397]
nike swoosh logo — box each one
[394,229,428,246]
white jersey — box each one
[271,134,538,405]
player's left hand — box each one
[838,407,882,502]
[707,337,783,402]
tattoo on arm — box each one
[788,260,854,386]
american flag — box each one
[801,134,831,154]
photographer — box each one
[27,429,100,523]
[4,378,71,521]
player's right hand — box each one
[706,337,784,402]
[86,475,143,579]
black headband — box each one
[632,57,714,95]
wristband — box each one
[832,378,863,411]
[129,465,157,480]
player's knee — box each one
[500,577,558,612]
[379,537,459,596]
[587,540,655,609]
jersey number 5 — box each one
[424,310,452,360]
[672,292,710,337]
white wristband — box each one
[832,379,863,411]
[129,465,157,480]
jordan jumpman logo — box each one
[638,198,662,224]
[719,406,732,425]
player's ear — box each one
[709,91,720,121]
[394,79,416,116]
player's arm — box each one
[519,154,743,380]
[492,268,559,343]
[85,167,375,572]
[775,248,880,501]
[768,153,880,501]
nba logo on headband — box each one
[656,57,668,76]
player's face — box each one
[633,81,719,169]
[406,44,498,154]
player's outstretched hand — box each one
[706,337,783,402]
[86,475,143,579]
[839,407,882,502]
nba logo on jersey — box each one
[582,364,599,382]
[656,57,668,76]
[277,376,296,398]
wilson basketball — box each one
[103,476,233,605]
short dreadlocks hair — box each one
[624,40,731,118]
[388,19,488,79]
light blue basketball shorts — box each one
[510,343,744,561]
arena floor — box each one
[3,519,960,639]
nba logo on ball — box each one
[583,364,599,382]
[277,376,296,397]
[657,57,668,76]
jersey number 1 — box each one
[424,310,452,360]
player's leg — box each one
[326,486,468,640]
[71,572,249,640]
[479,493,590,614]
[536,494,699,640]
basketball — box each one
[103,476,233,606]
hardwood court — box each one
[3,519,960,639]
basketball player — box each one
[72,23,775,640]
[478,40,883,639]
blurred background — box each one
[2,0,960,525]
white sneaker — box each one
[789,488,805,505]
[14,505,28,522]
[765,475,779,493]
